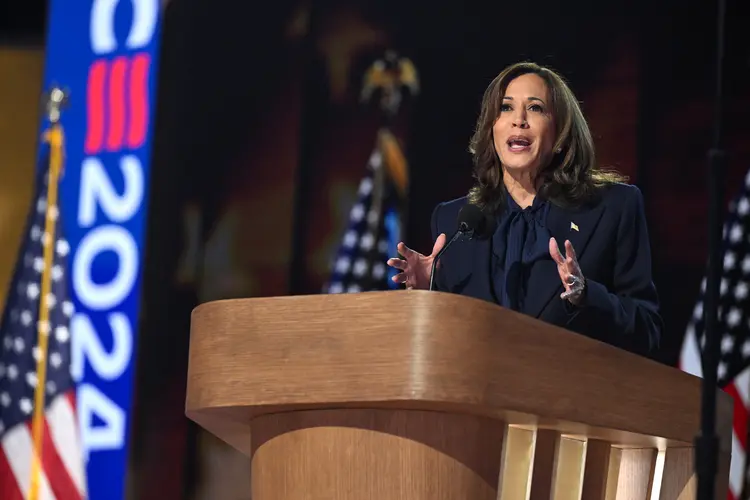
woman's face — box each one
[492,73,556,177]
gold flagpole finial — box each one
[41,86,68,174]
[43,86,69,124]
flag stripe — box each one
[66,389,76,414]
[735,367,750,410]
[25,414,81,500]
[2,424,56,499]
[679,325,703,377]
[0,398,84,500]
[732,429,745,499]
[47,394,85,495]
[0,447,24,500]
[726,382,749,450]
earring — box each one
[556,147,562,153]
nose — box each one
[512,109,528,128]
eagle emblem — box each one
[360,50,420,117]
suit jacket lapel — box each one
[523,201,606,318]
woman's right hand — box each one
[386,234,447,290]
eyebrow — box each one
[503,96,546,104]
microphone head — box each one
[457,204,487,236]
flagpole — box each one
[361,50,418,264]
[28,87,68,500]
[696,0,728,498]
[288,0,323,296]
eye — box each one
[500,103,512,112]
[529,104,544,112]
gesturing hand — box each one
[549,237,586,305]
[386,234,447,290]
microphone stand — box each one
[428,230,462,291]
[696,0,728,498]
[428,223,475,291]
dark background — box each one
[2,0,750,497]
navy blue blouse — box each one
[492,194,552,311]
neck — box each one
[503,168,537,209]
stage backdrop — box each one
[38,1,163,499]
[0,48,44,316]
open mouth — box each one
[507,136,532,152]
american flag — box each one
[680,168,750,500]
[322,132,404,294]
[0,152,86,499]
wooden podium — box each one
[185,290,732,499]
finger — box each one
[560,282,584,300]
[560,288,578,300]
[565,274,584,290]
[548,237,565,265]
[386,258,407,270]
[565,240,577,263]
[397,242,416,258]
[391,272,407,284]
[558,269,570,290]
[431,233,447,256]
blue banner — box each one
[38,1,162,498]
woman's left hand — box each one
[549,237,586,305]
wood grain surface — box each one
[185,290,733,499]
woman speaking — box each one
[387,62,662,356]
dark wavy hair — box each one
[467,62,627,213]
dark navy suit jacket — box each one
[430,183,663,356]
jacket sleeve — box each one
[574,186,663,355]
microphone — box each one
[428,204,487,291]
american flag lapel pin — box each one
[570,222,579,232]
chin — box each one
[501,159,538,173]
